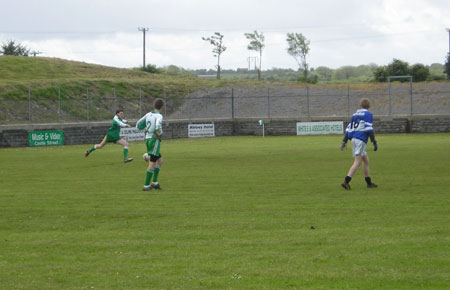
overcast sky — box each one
[1,0,449,70]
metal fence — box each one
[1,84,449,124]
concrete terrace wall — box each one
[1,115,449,148]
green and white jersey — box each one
[136,111,163,140]
[106,115,128,141]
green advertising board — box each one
[28,130,64,147]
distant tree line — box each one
[3,39,450,82]
[137,61,447,83]
[372,58,445,82]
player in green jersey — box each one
[85,109,134,163]
[136,99,164,191]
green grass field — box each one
[0,135,449,289]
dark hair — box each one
[115,109,124,115]
[154,98,164,110]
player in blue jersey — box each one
[340,98,378,189]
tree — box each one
[334,66,358,80]
[202,32,226,80]
[445,53,450,79]
[244,30,265,81]
[429,63,445,77]
[141,64,162,74]
[0,40,30,56]
[163,65,190,76]
[355,64,377,77]
[387,59,410,77]
[286,33,310,82]
[410,63,429,82]
[315,66,334,82]
[373,59,411,82]
[373,66,388,82]
[332,65,375,82]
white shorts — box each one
[351,138,367,157]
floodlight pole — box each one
[138,27,149,68]
[447,28,450,54]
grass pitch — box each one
[0,134,449,289]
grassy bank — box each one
[0,56,292,100]
[0,56,201,100]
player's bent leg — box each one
[151,156,163,189]
[143,165,155,191]
[361,156,377,188]
[362,155,370,177]
[342,156,362,190]
[96,138,107,149]
[123,149,134,162]
[118,138,133,163]
[347,156,362,177]
[85,141,104,157]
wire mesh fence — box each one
[0,84,449,124]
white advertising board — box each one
[120,127,145,141]
[188,124,215,138]
[296,121,344,135]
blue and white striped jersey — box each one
[345,109,374,143]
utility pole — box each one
[247,57,257,71]
[138,27,149,68]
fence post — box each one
[231,88,234,119]
[347,84,350,117]
[410,78,413,115]
[58,88,61,123]
[28,87,31,122]
[139,88,142,117]
[86,88,89,122]
[306,86,310,118]
[267,88,270,118]
[206,96,210,119]
[163,88,167,117]
[388,79,392,116]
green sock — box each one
[123,147,128,159]
[153,166,160,183]
[145,170,153,186]
[88,146,96,153]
